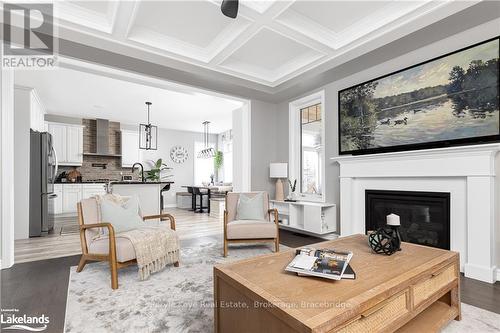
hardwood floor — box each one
[14,208,223,263]
[4,209,500,333]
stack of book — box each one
[285,247,355,280]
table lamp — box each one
[270,163,288,201]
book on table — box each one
[286,248,354,280]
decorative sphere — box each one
[368,227,400,255]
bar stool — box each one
[187,187,195,211]
[193,187,210,213]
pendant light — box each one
[197,121,215,158]
[139,101,158,150]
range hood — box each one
[83,118,122,157]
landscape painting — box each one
[339,37,500,155]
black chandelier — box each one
[139,101,158,150]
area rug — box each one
[65,241,500,333]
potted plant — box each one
[144,158,170,182]
[286,179,297,201]
[214,150,224,171]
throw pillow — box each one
[100,196,143,234]
[236,192,265,220]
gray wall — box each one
[250,100,281,197]
[276,19,500,209]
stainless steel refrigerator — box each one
[29,130,58,237]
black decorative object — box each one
[339,36,499,155]
[368,226,402,256]
[221,0,238,19]
[139,102,158,150]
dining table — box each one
[181,185,233,213]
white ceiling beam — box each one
[209,1,296,66]
[111,0,139,41]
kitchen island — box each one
[109,181,173,216]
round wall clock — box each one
[170,146,188,164]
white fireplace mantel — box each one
[331,143,500,283]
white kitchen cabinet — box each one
[62,184,82,213]
[29,89,46,131]
[48,123,66,163]
[66,126,83,164]
[82,184,106,200]
[55,184,106,215]
[47,122,83,166]
[15,86,46,132]
[53,184,63,214]
[121,130,142,167]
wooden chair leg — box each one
[223,239,228,257]
[110,259,118,289]
[275,238,279,253]
[76,256,87,272]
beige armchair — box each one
[223,192,279,257]
[76,198,179,289]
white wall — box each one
[13,87,31,240]
[121,124,218,207]
[1,69,15,268]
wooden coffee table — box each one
[214,234,460,333]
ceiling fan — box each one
[221,0,239,19]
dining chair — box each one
[193,187,210,213]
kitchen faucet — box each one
[132,162,145,182]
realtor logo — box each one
[1,309,49,332]
[2,2,57,68]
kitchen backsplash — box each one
[58,155,139,181]
[57,119,140,181]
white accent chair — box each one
[223,192,279,257]
[76,198,179,289]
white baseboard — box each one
[496,268,500,282]
[464,263,497,283]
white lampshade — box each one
[270,163,288,178]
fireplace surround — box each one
[365,190,450,250]
[332,143,500,283]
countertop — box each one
[55,181,174,185]
[111,181,174,185]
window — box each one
[289,91,325,202]
[301,103,322,195]
[219,130,233,183]
[194,141,214,185]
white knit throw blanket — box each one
[118,225,180,280]
[94,194,180,280]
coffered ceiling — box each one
[52,0,479,88]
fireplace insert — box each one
[365,190,450,250]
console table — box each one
[269,200,337,235]
[214,234,460,332]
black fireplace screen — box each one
[365,190,450,250]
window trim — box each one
[289,90,326,203]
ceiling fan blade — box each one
[221,0,238,19]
